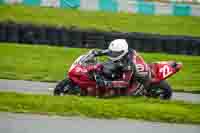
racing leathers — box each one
[91,49,151,90]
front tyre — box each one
[148,80,172,100]
[54,79,70,96]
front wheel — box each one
[148,80,172,100]
[54,79,69,96]
[54,78,80,96]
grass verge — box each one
[1,43,200,93]
[0,92,200,124]
[0,43,200,93]
[0,5,200,36]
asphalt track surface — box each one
[0,79,200,103]
[0,112,200,133]
[0,79,200,133]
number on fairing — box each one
[159,65,172,78]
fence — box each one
[0,22,200,55]
[1,0,200,16]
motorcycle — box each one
[54,50,182,99]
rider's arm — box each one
[93,49,110,57]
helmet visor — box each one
[108,50,124,58]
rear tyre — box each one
[148,80,172,100]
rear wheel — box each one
[148,80,172,100]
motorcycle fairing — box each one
[149,61,182,83]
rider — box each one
[91,39,151,90]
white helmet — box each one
[108,39,128,61]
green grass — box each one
[0,43,200,93]
[0,92,200,124]
[0,5,200,36]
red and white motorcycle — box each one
[54,50,182,99]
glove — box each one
[89,49,99,56]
